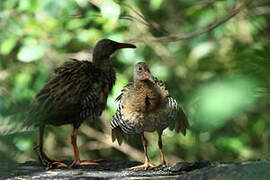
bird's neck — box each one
[134,80,153,90]
[93,57,113,71]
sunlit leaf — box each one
[18,0,30,11]
[101,0,120,19]
[17,44,46,62]
[13,137,33,151]
[0,37,17,55]
[150,0,163,10]
[189,41,216,61]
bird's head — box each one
[92,39,136,62]
[133,62,155,83]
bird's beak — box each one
[116,42,136,49]
[144,71,155,83]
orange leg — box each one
[157,132,167,167]
[35,126,68,170]
[69,127,100,168]
[130,132,155,170]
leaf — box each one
[17,44,46,62]
[0,37,18,55]
[150,0,163,10]
[100,0,120,19]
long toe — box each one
[69,160,101,168]
[46,161,68,170]
[152,163,168,169]
[130,162,155,170]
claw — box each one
[34,144,68,170]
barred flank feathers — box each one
[110,105,131,145]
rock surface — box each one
[1,160,270,179]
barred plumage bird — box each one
[25,39,136,169]
[110,62,190,170]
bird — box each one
[110,62,190,170]
[24,39,136,169]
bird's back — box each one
[25,59,116,128]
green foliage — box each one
[188,76,258,132]
[0,0,269,164]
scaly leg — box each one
[69,127,101,168]
[130,132,155,170]
[34,125,68,170]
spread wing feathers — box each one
[110,104,132,145]
[111,82,134,145]
[24,59,100,127]
[154,77,190,136]
[168,98,190,136]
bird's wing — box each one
[167,96,190,136]
[110,82,134,145]
[154,78,190,136]
[25,59,101,128]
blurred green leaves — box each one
[13,136,33,151]
[0,37,18,55]
[187,76,259,132]
[150,0,163,11]
[17,44,47,62]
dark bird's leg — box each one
[34,125,68,169]
[130,132,155,170]
[69,127,100,168]
[157,132,167,167]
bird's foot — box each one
[46,161,68,170]
[69,159,102,168]
[33,145,68,169]
[130,162,156,170]
[152,162,168,169]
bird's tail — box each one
[111,127,127,145]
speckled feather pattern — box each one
[110,77,189,144]
[25,59,116,128]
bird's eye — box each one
[138,67,143,71]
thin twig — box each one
[121,3,169,34]
[130,0,252,43]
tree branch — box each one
[129,0,252,43]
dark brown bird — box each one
[110,62,190,170]
[25,39,136,169]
